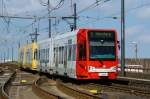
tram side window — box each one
[78,44,83,61]
[20,52,23,63]
[61,47,64,64]
[39,49,42,60]
[55,47,59,66]
[37,49,40,60]
[26,50,29,63]
[64,46,67,67]
[40,49,45,62]
[78,41,86,61]
[43,49,45,61]
[53,48,56,63]
[83,40,86,60]
[34,49,37,60]
[47,48,49,62]
[46,48,48,62]
[59,47,61,64]
[68,45,72,61]
[72,44,76,61]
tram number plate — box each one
[99,73,108,76]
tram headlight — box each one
[111,66,117,72]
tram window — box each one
[64,46,67,67]
[78,44,83,61]
[45,49,47,61]
[44,49,47,61]
[38,50,39,60]
[44,49,45,60]
[59,47,61,64]
[41,49,43,60]
[68,45,72,61]
[61,47,64,64]
[38,49,40,60]
[53,48,56,63]
[78,41,86,61]
[83,40,86,60]
[40,49,42,60]
[47,48,49,62]
[42,49,44,61]
[46,48,48,62]
[72,44,76,61]
[56,47,59,66]
[36,50,38,60]
[34,49,37,60]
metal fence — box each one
[118,59,150,79]
[125,58,150,68]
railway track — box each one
[88,83,150,97]
[1,63,149,99]
[33,77,102,99]
[8,70,40,99]
[77,80,150,99]
[0,63,40,99]
[0,64,16,99]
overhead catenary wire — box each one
[1,0,150,40]
[101,1,150,20]
[77,1,150,25]
[1,0,11,34]
[38,0,65,12]
[77,0,111,14]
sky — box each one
[0,0,150,61]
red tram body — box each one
[76,29,119,79]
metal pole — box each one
[12,47,13,62]
[35,28,38,42]
[27,40,29,44]
[135,43,138,59]
[73,3,77,30]
[121,0,126,76]
[4,52,5,63]
[18,42,20,63]
[48,0,51,38]
[8,48,9,62]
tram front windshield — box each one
[88,31,116,61]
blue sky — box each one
[0,0,150,61]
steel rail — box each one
[0,71,16,99]
[57,80,102,99]
[32,77,63,99]
[87,82,150,98]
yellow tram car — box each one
[18,42,38,70]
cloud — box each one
[136,34,150,44]
[126,24,150,44]
[5,0,47,15]
[126,25,144,37]
[137,6,150,20]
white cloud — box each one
[126,25,144,37]
[136,35,150,44]
[137,6,150,20]
[5,0,49,15]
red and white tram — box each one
[36,28,119,80]
[19,28,119,80]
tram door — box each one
[76,30,88,78]
[55,47,59,73]
[67,39,73,77]
[64,46,67,75]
